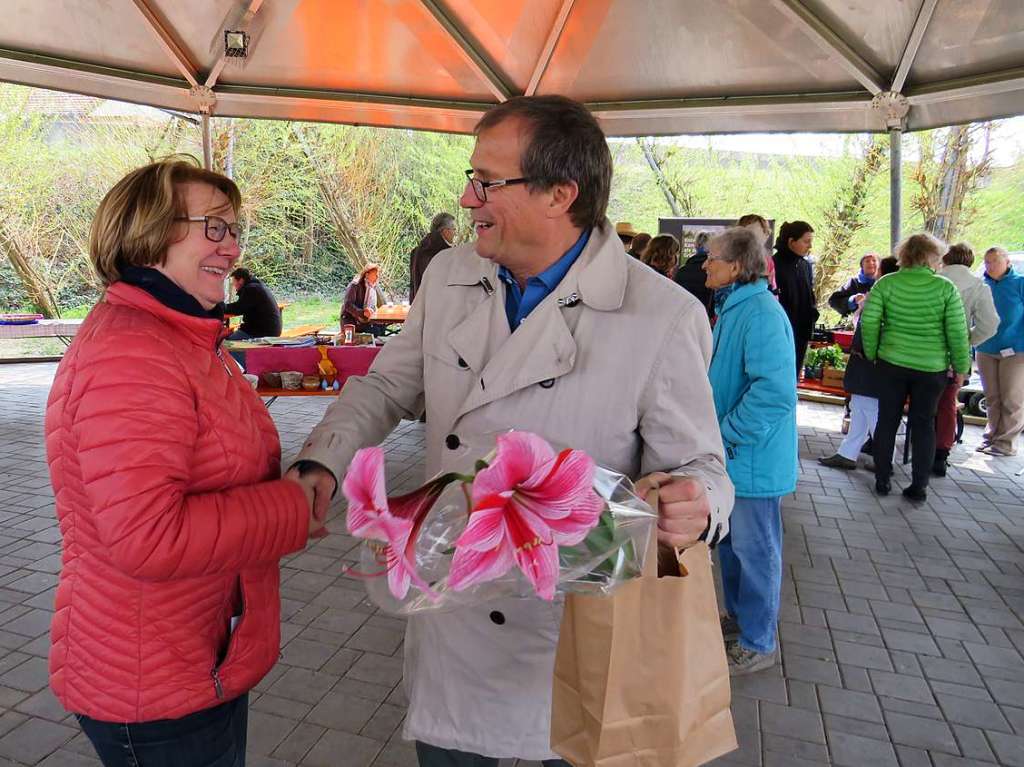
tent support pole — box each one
[202,114,212,170]
[889,126,902,253]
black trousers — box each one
[795,332,811,376]
[416,742,571,767]
[872,360,947,489]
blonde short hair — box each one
[89,156,241,285]
[896,233,945,269]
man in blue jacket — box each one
[976,247,1024,456]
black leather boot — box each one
[903,484,928,502]
[932,448,949,477]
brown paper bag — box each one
[550,490,737,767]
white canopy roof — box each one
[2,0,1023,135]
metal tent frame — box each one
[3,0,1024,247]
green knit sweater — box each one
[860,266,971,374]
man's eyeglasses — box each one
[464,169,534,203]
[175,215,243,243]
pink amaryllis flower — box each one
[343,447,446,601]
[447,432,604,600]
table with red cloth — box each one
[244,345,381,397]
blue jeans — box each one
[718,497,783,654]
[76,694,248,767]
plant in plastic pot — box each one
[818,344,846,370]
[803,348,823,380]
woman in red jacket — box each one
[45,157,321,766]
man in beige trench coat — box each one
[290,95,734,766]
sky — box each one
[89,95,1024,167]
[654,115,1024,167]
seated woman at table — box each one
[341,262,384,333]
[703,226,798,675]
[45,156,323,766]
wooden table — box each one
[368,306,409,325]
[255,386,340,400]
[0,318,83,345]
[279,323,326,339]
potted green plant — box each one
[818,344,846,370]
[803,347,823,380]
[819,344,847,386]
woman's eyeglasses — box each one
[175,215,243,243]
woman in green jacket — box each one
[860,234,970,501]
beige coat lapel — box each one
[454,294,577,420]
[451,221,626,421]
[443,255,508,375]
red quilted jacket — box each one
[45,282,309,722]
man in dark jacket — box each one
[225,268,282,338]
[674,231,714,320]
[828,253,879,317]
[409,212,455,301]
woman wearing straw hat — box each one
[615,221,638,250]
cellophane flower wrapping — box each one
[352,431,657,616]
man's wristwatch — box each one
[291,460,339,496]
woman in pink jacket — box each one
[45,158,321,766]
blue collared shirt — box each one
[497,230,590,330]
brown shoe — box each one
[986,444,1017,457]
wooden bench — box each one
[279,324,326,339]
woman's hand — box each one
[285,469,329,538]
